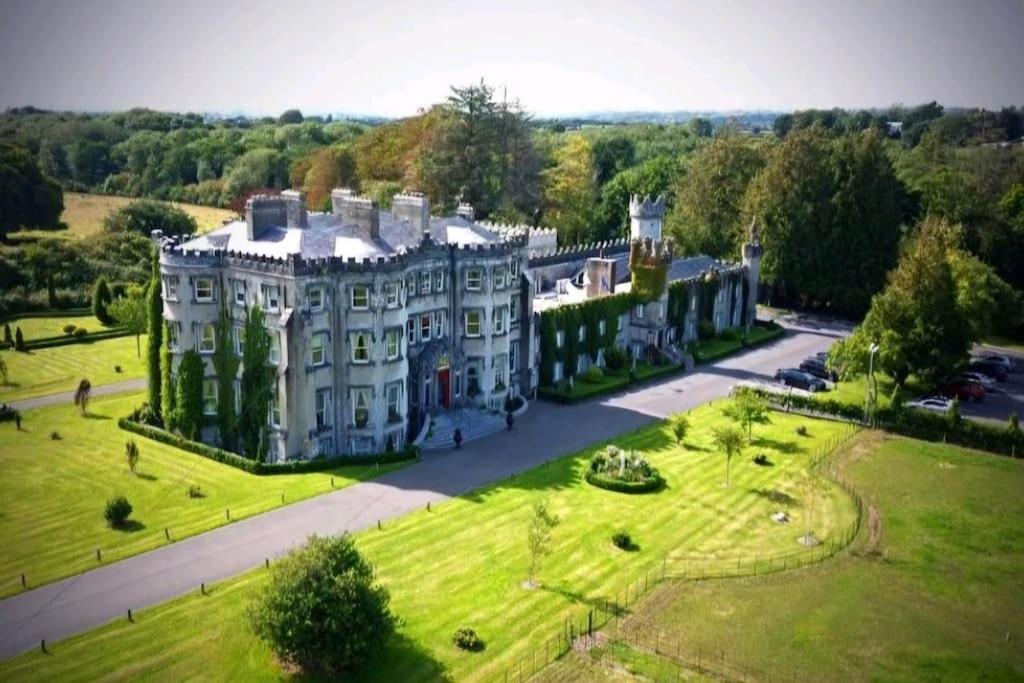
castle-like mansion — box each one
[158,189,760,461]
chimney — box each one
[331,189,380,239]
[245,195,288,241]
[280,189,308,228]
[392,192,430,241]
[455,202,475,221]
[584,258,617,298]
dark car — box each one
[799,358,838,382]
[968,361,1007,382]
[775,368,828,392]
[937,379,985,402]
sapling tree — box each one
[526,501,560,588]
[73,378,92,416]
[723,387,771,442]
[671,413,689,446]
[0,357,7,385]
[108,284,147,357]
[125,440,140,475]
[712,424,744,487]
[797,471,818,545]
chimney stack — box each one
[331,188,380,239]
[246,195,288,241]
[392,192,430,241]
[280,189,308,229]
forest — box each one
[1,82,1023,333]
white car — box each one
[907,396,953,413]
[973,354,1013,372]
[958,372,995,391]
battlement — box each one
[527,237,630,267]
[629,235,674,267]
[629,194,666,220]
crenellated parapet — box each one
[527,237,630,268]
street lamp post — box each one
[865,342,880,423]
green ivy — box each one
[538,291,637,387]
[630,262,668,302]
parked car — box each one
[973,353,1015,372]
[937,379,985,402]
[775,368,828,392]
[799,357,839,382]
[906,396,953,413]
[957,371,995,391]
[968,360,1008,382]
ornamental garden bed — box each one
[585,445,663,493]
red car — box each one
[938,379,985,402]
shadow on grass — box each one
[135,472,158,481]
[112,519,146,533]
[750,488,797,506]
[336,632,452,683]
[83,412,112,421]
[752,436,803,455]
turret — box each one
[741,216,763,328]
[629,194,665,242]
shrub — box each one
[14,326,25,351]
[73,327,88,338]
[115,365,122,373]
[582,365,604,383]
[49,430,61,440]
[0,357,7,385]
[611,529,633,550]
[104,496,133,528]
[187,484,204,499]
[92,277,113,326]
[697,320,716,340]
[125,440,140,474]
[795,425,808,437]
[586,445,663,493]
[604,346,628,371]
[452,626,484,652]
[1010,412,1020,433]
[247,534,395,673]
[62,323,77,335]
[719,328,740,342]
[671,414,689,445]
[2,323,11,347]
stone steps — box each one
[421,411,508,450]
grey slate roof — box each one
[176,211,506,260]
[587,253,726,286]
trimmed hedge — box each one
[752,389,1024,458]
[22,327,131,350]
[0,307,92,323]
[693,320,784,364]
[118,417,419,474]
[585,470,663,493]
[539,362,683,405]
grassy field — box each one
[562,432,1024,682]
[3,313,105,340]
[0,392,407,598]
[0,334,146,401]
[14,192,235,241]
[0,402,857,681]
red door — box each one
[438,368,451,408]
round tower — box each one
[741,216,763,328]
[629,194,666,242]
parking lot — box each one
[959,347,1024,425]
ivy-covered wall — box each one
[666,280,690,341]
[538,291,637,384]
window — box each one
[494,267,507,289]
[351,285,369,310]
[233,280,245,306]
[406,274,416,296]
[420,271,431,294]
[466,363,480,396]
[234,380,241,414]
[407,317,416,344]
[315,389,331,430]
[233,326,244,356]
[466,268,482,291]
[510,342,518,373]
[202,379,217,415]
[385,282,399,308]
[164,276,179,300]
[350,436,373,455]
[434,270,444,291]
[311,332,327,366]
[433,310,444,338]
[199,324,215,353]
[511,258,519,278]
[351,388,370,427]
[195,278,213,302]
[578,325,585,342]
[420,314,432,342]
[599,319,607,335]
[494,354,507,389]
[553,361,564,382]
[493,306,507,335]
[269,332,280,365]
[167,322,180,351]
[510,297,519,323]
[261,284,280,311]
[454,371,462,398]
[556,330,565,348]
[386,383,402,423]
[634,304,644,318]
[268,392,281,428]
[577,354,587,373]
[465,310,482,337]
[385,329,400,360]
[691,292,698,309]
[351,332,370,363]
[308,286,323,311]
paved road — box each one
[6,378,146,412]
[0,322,842,660]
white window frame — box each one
[385,328,400,360]
[634,304,644,318]
[351,285,369,310]
[315,388,331,430]
[434,270,444,292]
[406,274,416,297]
[385,282,400,308]
[199,323,215,354]
[261,284,280,312]
[420,314,432,342]
[311,332,327,366]
[494,267,507,289]
[494,354,508,389]
[195,277,213,303]
[233,326,244,356]
[167,321,180,351]
[164,275,179,301]
[494,306,507,335]
[419,271,431,295]
[510,342,518,373]
[510,297,519,323]
[407,317,416,344]
[351,332,370,364]
[386,383,402,422]
[308,286,324,311]
[432,310,444,338]
[599,319,607,335]
[511,258,519,278]
[202,379,217,416]
[268,331,280,365]
[556,330,565,349]
[351,387,371,427]
[233,280,245,306]
[553,361,564,382]
[268,392,281,428]
[466,268,482,291]
[578,325,585,342]
[465,310,482,337]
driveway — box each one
[0,320,844,660]
[5,378,146,412]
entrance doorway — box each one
[437,354,451,409]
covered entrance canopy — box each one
[409,339,464,434]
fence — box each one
[503,422,865,683]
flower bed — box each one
[585,445,663,493]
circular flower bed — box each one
[585,445,663,493]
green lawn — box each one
[540,362,681,403]
[4,313,106,340]
[0,392,406,598]
[0,334,146,401]
[694,324,784,363]
[577,432,1024,682]
[0,402,857,681]
[822,373,929,409]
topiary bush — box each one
[452,626,484,652]
[604,346,628,372]
[586,445,663,493]
[104,496,133,528]
[62,323,77,335]
[582,365,604,383]
[187,484,204,499]
[73,327,88,338]
[246,534,395,673]
[611,529,633,550]
[795,425,808,437]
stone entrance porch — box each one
[419,407,508,450]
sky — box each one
[0,0,1021,117]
